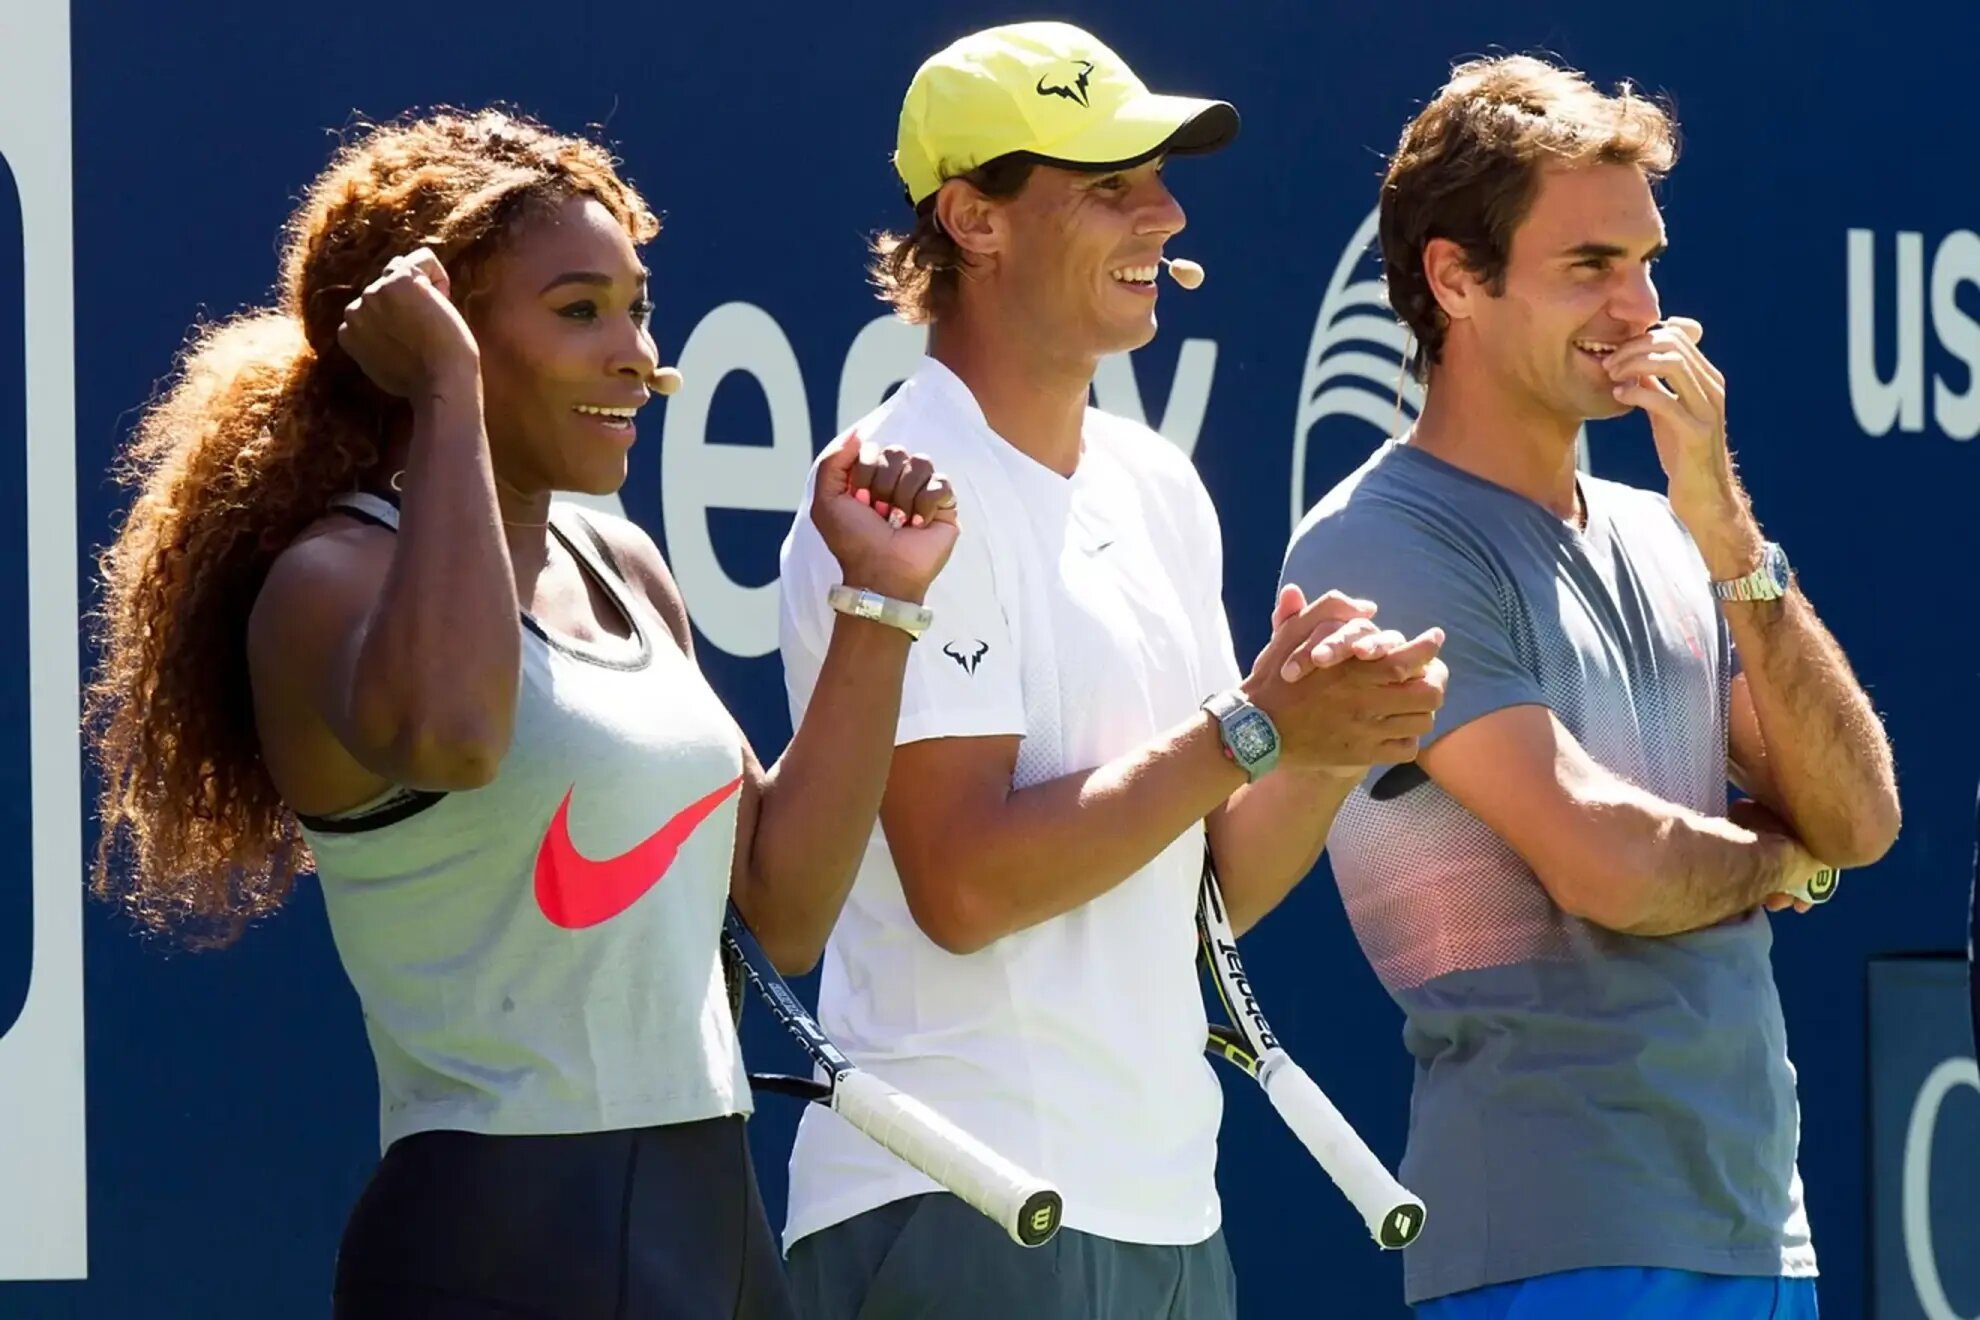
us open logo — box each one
[1291,208,1589,529]
[0,0,89,1281]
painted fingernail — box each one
[911,514,926,528]
[888,508,908,529]
[874,500,891,516]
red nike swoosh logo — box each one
[534,776,743,929]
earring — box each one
[389,470,405,494]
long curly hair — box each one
[86,109,659,945]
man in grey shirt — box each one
[1280,56,1899,1317]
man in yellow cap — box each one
[774,20,1449,1318]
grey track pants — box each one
[785,1193,1237,1320]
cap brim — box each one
[1029,95,1239,175]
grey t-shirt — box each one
[1281,442,1814,1304]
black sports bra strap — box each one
[558,506,631,587]
[553,505,642,602]
[328,491,401,531]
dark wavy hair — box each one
[1379,55,1677,379]
[869,155,1036,322]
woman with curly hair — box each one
[86,108,961,1318]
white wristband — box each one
[828,585,933,640]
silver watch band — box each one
[1714,573,1770,603]
[1710,541,1790,603]
[827,584,933,640]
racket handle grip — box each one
[829,1068,1064,1248]
[1781,867,1841,905]
[1257,1050,1426,1249]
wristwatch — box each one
[1710,541,1792,603]
[827,585,933,640]
[1202,690,1281,782]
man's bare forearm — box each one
[900,715,1248,954]
[1687,501,1899,867]
[1723,594,1898,865]
[1207,770,1358,935]
[1566,779,1820,936]
[894,618,1448,954]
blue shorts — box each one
[1416,1267,1818,1319]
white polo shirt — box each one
[776,356,1244,1248]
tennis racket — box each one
[720,904,1064,1248]
[1783,867,1840,904]
[1197,858,1426,1249]
[1372,766,1840,906]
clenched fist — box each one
[812,432,960,603]
[337,247,482,401]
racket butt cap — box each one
[1015,1189,1064,1247]
[1376,1201,1427,1249]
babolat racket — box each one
[1197,858,1426,1249]
[720,904,1064,1248]
[1372,766,1840,906]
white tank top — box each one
[298,494,750,1151]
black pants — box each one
[1970,788,1978,1059]
[333,1116,796,1319]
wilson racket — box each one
[721,904,1064,1248]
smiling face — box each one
[465,193,660,496]
[978,158,1187,358]
[1456,162,1667,426]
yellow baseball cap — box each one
[894,22,1239,207]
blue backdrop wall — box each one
[1,1,1975,1315]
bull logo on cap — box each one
[1035,59,1095,107]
